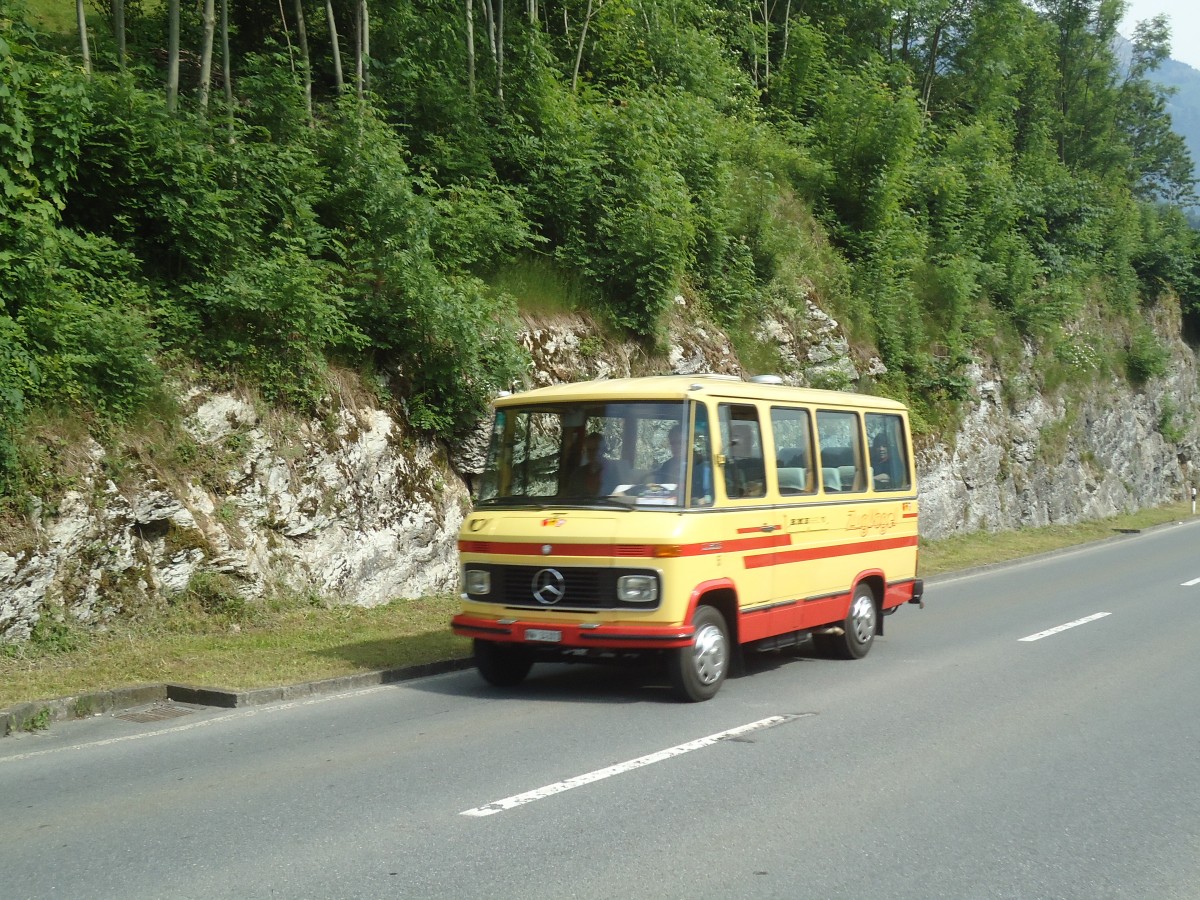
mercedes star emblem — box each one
[531,568,566,605]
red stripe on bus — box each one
[743,535,918,570]
[457,541,633,557]
[461,533,793,558]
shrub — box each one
[1125,325,1170,385]
[174,247,358,407]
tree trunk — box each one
[494,0,502,101]
[481,0,503,100]
[355,1,371,100]
[921,23,942,113]
[466,0,476,99]
[326,0,344,92]
[167,0,180,111]
[571,0,603,94]
[482,0,497,59]
[222,0,235,142]
[294,0,313,120]
[781,0,790,70]
[761,0,770,90]
[362,1,371,93]
[277,0,296,74]
[113,0,126,70]
[76,0,92,75]
[199,0,216,111]
[355,1,364,101]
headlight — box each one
[464,569,490,594]
[616,574,658,603]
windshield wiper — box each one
[475,497,549,509]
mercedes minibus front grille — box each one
[464,564,661,611]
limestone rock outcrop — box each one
[3,300,1197,642]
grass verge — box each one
[2,501,1196,710]
[918,502,1194,577]
[1,594,468,711]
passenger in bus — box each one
[725,422,766,498]
[871,434,897,489]
[653,424,685,485]
[568,432,615,496]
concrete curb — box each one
[1,656,474,737]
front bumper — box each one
[452,613,694,649]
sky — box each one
[1120,0,1200,71]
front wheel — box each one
[669,605,730,702]
[813,583,877,660]
[474,639,534,687]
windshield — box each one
[475,400,712,509]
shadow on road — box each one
[389,640,824,705]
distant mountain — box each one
[1114,35,1200,220]
[1151,57,1200,221]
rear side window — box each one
[865,412,912,491]
[815,410,864,493]
[770,406,815,495]
[718,404,766,499]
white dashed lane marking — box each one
[1019,612,1111,642]
[460,714,811,817]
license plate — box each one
[525,628,562,643]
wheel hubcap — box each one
[692,623,727,685]
[850,594,876,644]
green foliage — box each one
[812,62,923,243]
[3,0,1200,496]
[180,572,251,622]
[21,231,161,415]
[0,34,161,445]
[1131,204,1200,307]
[22,707,51,731]
[1125,325,1170,385]
[26,615,85,655]
[175,248,355,406]
[314,103,527,434]
[1157,397,1186,443]
[0,316,36,491]
[547,92,700,335]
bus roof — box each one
[494,375,909,411]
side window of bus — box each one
[690,405,715,507]
[770,406,815,495]
[816,410,864,493]
[865,412,911,491]
[719,405,766,499]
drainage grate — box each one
[115,702,200,724]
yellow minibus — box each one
[452,374,923,701]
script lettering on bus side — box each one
[846,509,897,536]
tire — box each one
[669,605,730,702]
[814,583,877,660]
[474,639,534,687]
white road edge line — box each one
[1182,577,1200,587]
[1019,612,1111,642]
[0,685,395,764]
[461,713,810,818]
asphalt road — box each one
[3,520,1199,899]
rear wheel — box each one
[474,640,534,687]
[669,605,730,702]
[813,583,877,660]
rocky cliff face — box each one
[0,391,469,641]
[2,299,1197,642]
